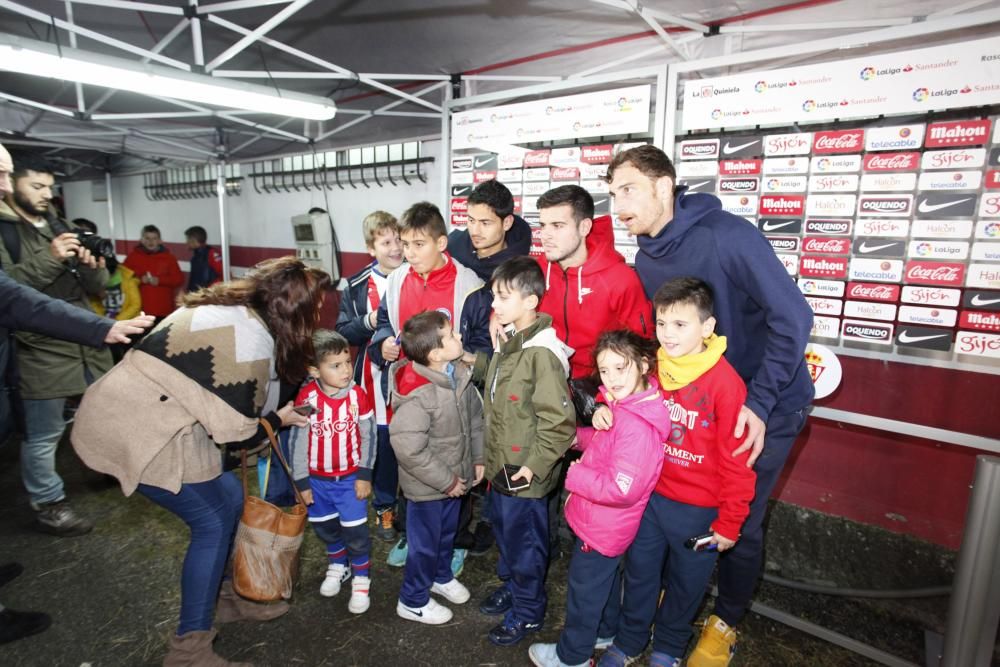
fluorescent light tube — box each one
[0,34,336,121]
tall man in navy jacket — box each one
[606,145,813,667]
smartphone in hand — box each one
[684,533,718,552]
[292,403,316,416]
[492,464,531,493]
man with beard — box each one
[0,152,115,536]
[604,145,813,667]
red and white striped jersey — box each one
[296,381,374,477]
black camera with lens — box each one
[75,231,117,263]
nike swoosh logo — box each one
[686,180,710,190]
[403,607,424,617]
[723,140,759,154]
[474,158,494,169]
[858,242,897,253]
[971,295,1000,306]
[898,331,949,344]
[761,220,797,231]
[917,197,971,213]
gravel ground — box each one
[0,436,982,667]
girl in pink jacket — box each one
[528,330,670,667]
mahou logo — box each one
[813,130,865,154]
[905,261,965,286]
[764,133,812,156]
[760,195,804,216]
[960,311,1000,332]
[803,237,850,254]
[581,144,613,164]
[863,152,919,171]
[719,159,762,175]
[847,282,900,302]
[800,255,849,278]
[924,119,992,148]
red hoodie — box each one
[537,215,651,378]
[123,245,184,317]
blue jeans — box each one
[138,472,244,635]
[21,397,69,505]
[371,425,398,512]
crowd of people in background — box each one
[0,139,814,667]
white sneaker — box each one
[430,578,470,604]
[348,576,371,614]
[319,563,350,597]
[396,598,452,625]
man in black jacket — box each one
[447,179,533,284]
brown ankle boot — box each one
[163,628,253,667]
[216,580,289,624]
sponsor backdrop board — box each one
[675,110,1000,367]
[452,85,651,150]
[682,36,1000,130]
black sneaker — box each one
[488,612,542,646]
[33,500,93,537]
[479,584,513,615]
[470,521,495,556]
[0,608,52,644]
[0,563,24,588]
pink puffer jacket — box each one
[564,378,670,557]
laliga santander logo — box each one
[711,109,722,120]
[801,280,817,293]
[915,242,933,257]
[802,99,817,112]
[816,158,831,170]
[984,222,1000,238]
[767,178,780,190]
[913,87,930,102]
[755,81,768,93]
[860,67,876,81]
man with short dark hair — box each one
[123,224,183,322]
[606,144,813,667]
[447,179,533,284]
[184,225,223,292]
[0,151,113,536]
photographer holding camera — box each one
[0,151,113,537]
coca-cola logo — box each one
[863,152,919,171]
[904,261,965,286]
[803,237,850,254]
[450,198,468,213]
[813,130,865,154]
[805,219,852,235]
[551,167,580,181]
[523,150,550,167]
[847,282,900,302]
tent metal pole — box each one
[216,161,230,279]
[198,0,290,13]
[64,1,87,114]
[938,456,1000,667]
[105,171,116,252]
[653,64,667,150]
[439,81,452,219]
[65,0,184,14]
[191,0,205,67]
[205,0,312,72]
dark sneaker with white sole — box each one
[488,612,542,646]
[32,500,93,537]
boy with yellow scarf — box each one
[596,277,755,667]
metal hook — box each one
[251,162,262,194]
[401,161,411,186]
[333,164,343,190]
[346,165,357,189]
[359,164,370,189]
[385,161,396,187]
[371,162,381,188]
[415,158,427,183]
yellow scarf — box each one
[657,334,727,390]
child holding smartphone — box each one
[594,278,756,667]
[291,330,375,614]
[528,330,669,667]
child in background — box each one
[336,210,405,543]
[596,278,756,667]
[477,256,576,647]
[389,311,484,625]
[291,330,376,614]
[528,330,669,667]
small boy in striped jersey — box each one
[292,330,376,613]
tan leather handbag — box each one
[231,419,308,602]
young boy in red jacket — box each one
[595,277,756,667]
[123,224,183,323]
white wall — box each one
[62,140,443,268]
